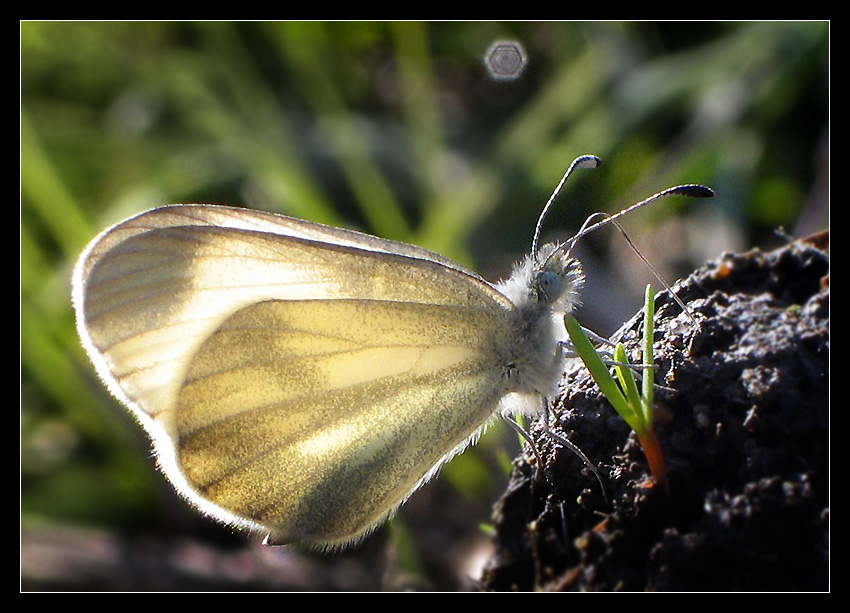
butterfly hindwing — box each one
[175,298,511,546]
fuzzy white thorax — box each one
[494,243,584,412]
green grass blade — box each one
[614,343,644,432]
[565,315,630,417]
[641,285,656,425]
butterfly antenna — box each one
[563,184,714,320]
[531,155,602,260]
[610,217,697,321]
[565,184,714,252]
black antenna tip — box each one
[674,184,715,198]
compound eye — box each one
[536,270,563,303]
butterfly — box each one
[72,155,712,549]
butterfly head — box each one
[496,242,583,317]
[531,243,583,314]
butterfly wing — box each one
[73,205,516,547]
[178,298,511,547]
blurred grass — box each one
[21,21,828,588]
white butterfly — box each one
[72,155,712,549]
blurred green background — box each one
[21,21,828,591]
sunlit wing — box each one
[176,298,511,547]
[73,205,516,546]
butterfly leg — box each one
[503,404,607,504]
[502,413,544,480]
[538,401,608,504]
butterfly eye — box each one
[536,270,563,303]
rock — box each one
[481,231,829,591]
